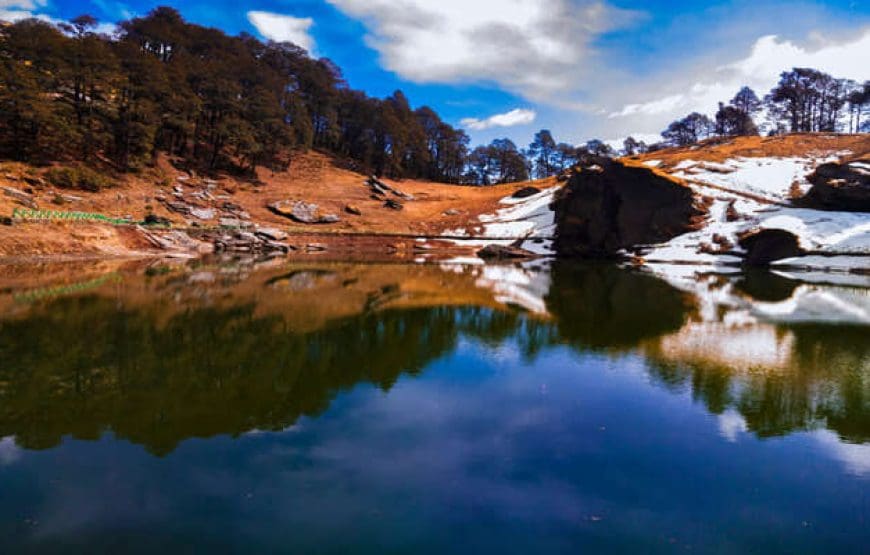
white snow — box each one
[755,208,870,253]
[749,284,870,325]
[477,187,559,239]
[646,263,870,327]
[643,152,870,274]
[445,186,560,256]
[474,264,551,314]
[672,156,842,202]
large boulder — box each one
[738,229,803,267]
[553,158,707,258]
[799,159,870,212]
[268,200,340,224]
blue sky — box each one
[8,0,870,147]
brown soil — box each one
[0,150,557,258]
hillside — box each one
[1,133,867,271]
[623,133,870,274]
[0,150,557,258]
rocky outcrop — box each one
[738,229,803,266]
[3,186,37,209]
[213,230,293,254]
[799,159,870,212]
[553,158,707,258]
[477,244,537,260]
[268,200,340,224]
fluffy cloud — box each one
[607,29,870,128]
[461,108,537,131]
[325,0,638,102]
[0,0,46,9]
[247,11,315,53]
[0,0,45,22]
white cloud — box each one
[0,436,21,466]
[325,0,638,102]
[813,430,870,477]
[0,0,39,22]
[607,29,870,129]
[247,11,315,53]
[461,108,537,131]
[0,0,46,9]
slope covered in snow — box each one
[637,135,870,274]
[446,186,560,255]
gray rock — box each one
[255,227,288,241]
[189,207,215,220]
[3,186,37,209]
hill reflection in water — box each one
[0,258,866,454]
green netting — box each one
[12,207,135,225]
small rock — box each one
[166,201,190,214]
[3,186,37,209]
[443,209,461,216]
[384,199,403,211]
[511,186,541,199]
[345,204,362,216]
[189,207,215,220]
[144,214,171,226]
[263,241,292,253]
[725,200,741,222]
[255,227,288,241]
[236,231,258,242]
[305,243,327,252]
[220,218,244,228]
[477,244,538,260]
[1,216,13,226]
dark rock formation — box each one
[799,159,870,212]
[384,199,403,211]
[553,158,706,258]
[511,186,541,199]
[477,244,538,260]
[738,229,803,266]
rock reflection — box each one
[0,258,866,455]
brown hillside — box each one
[0,151,556,257]
[628,133,870,169]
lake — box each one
[0,257,867,553]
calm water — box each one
[0,259,867,553]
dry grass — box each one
[628,133,870,169]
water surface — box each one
[0,258,867,553]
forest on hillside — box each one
[0,7,469,183]
[0,7,868,187]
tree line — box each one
[660,69,870,147]
[1,7,867,186]
[0,8,470,182]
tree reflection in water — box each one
[0,260,866,455]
